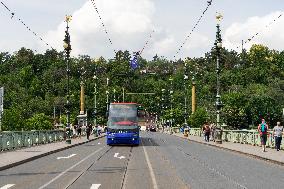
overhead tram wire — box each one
[90,0,117,55]
[173,0,213,60]
[0,1,55,52]
[139,30,155,56]
[236,13,283,50]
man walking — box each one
[273,121,283,151]
[258,119,269,152]
[203,122,211,142]
[86,124,92,140]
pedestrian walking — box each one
[273,121,283,151]
[97,125,102,136]
[210,122,216,142]
[77,125,82,139]
[203,122,211,142]
[86,124,92,140]
[258,119,269,152]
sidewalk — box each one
[0,134,104,171]
[173,133,284,165]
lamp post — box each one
[63,15,72,144]
[169,77,173,134]
[113,88,116,102]
[93,74,98,127]
[214,13,223,144]
[161,88,166,128]
[184,63,189,125]
[106,77,110,115]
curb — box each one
[172,134,284,166]
[0,135,105,171]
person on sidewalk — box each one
[210,122,216,142]
[203,122,211,142]
[258,119,269,152]
[273,121,283,151]
[77,125,82,139]
[86,124,92,140]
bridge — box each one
[0,128,283,189]
[1,0,284,189]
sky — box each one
[0,0,283,60]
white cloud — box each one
[224,11,284,52]
[151,34,175,57]
[42,0,211,60]
[183,32,210,50]
[43,0,157,59]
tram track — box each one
[63,146,113,189]
[120,146,134,189]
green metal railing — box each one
[0,130,65,152]
[190,128,282,150]
[169,127,283,150]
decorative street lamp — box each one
[63,15,72,144]
[113,88,116,102]
[161,88,166,127]
[93,74,98,127]
[169,77,174,134]
[214,12,224,144]
[106,77,110,115]
[184,62,189,125]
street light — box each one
[106,77,110,115]
[93,74,98,127]
[113,88,116,102]
[169,77,173,134]
[161,88,166,127]
[63,15,72,144]
[214,12,223,144]
[184,62,189,125]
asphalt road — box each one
[0,132,283,189]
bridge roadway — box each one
[0,132,283,189]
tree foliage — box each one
[1,44,284,131]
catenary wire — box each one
[0,1,55,51]
[90,0,117,55]
[236,13,283,50]
[173,0,213,59]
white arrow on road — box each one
[114,153,125,159]
[57,154,76,160]
[90,184,101,189]
[0,184,15,189]
[114,153,119,158]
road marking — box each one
[90,184,101,189]
[38,147,104,189]
[142,141,158,189]
[57,154,76,160]
[114,153,125,159]
[0,184,15,189]
[98,142,101,144]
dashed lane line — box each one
[142,139,158,189]
[38,147,104,189]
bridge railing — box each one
[0,130,65,152]
[170,127,281,150]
